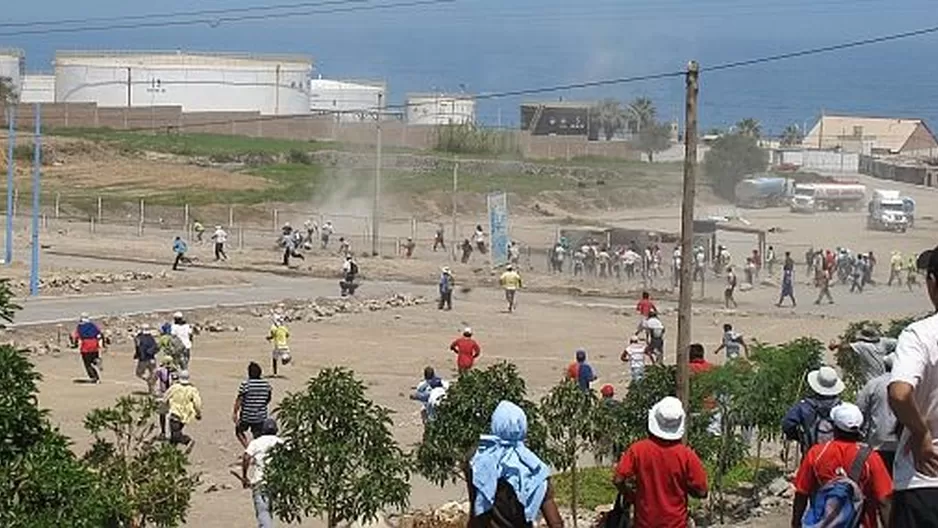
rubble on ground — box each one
[8,270,165,293]
[247,293,426,322]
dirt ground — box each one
[7,169,937,527]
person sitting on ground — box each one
[791,402,893,528]
[410,367,449,423]
[613,396,708,527]
[782,366,845,455]
[465,401,564,528]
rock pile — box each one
[386,501,468,528]
[10,271,164,292]
[248,293,426,322]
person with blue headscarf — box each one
[465,401,564,528]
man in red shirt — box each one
[636,291,656,318]
[792,402,892,528]
[450,327,481,374]
[71,312,103,384]
[688,343,714,375]
[613,396,708,528]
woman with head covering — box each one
[465,401,563,528]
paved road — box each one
[14,272,424,325]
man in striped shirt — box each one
[232,362,272,449]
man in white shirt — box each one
[888,246,938,527]
[637,310,666,365]
[241,418,283,528]
[170,311,194,370]
[211,225,228,261]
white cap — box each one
[141,323,151,330]
[172,311,183,319]
[648,396,685,441]
[830,402,864,433]
[79,312,90,322]
[463,326,472,336]
[177,370,191,384]
[807,366,845,397]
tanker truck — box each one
[866,189,909,232]
[734,176,789,209]
[789,182,867,213]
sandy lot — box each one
[6,169,936,527]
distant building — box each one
[803,115,938,157]
[0,49,24,96]
[309,78,385,122]
[20,74,55,103]
[406,93,475,125]
[521,102,598,139]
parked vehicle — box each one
[735,176,789,209]
[867,189,909,232]
[790,183,867,213]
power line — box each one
[0,0,455,37]
[0,0,369,29]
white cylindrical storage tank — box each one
[55,51,313,115]
[0,49,24,97]
[406,93,475,125]
[20,74,56,103]
[309,79,385,122]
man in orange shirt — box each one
[792,402,892,528]
[636,291,656,318]
[450,327,481,374]
[613,396,708,528]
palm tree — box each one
[735,118,762,139]
[627,97,656,133]
[780,124,803,146]
[592,99,627,141]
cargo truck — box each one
[867,189,909,232]
[789,183,867,213]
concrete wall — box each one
[772,149,859,173]
[860,155,928,186]
[3,102,640,161]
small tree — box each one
[633,121,672,162]
[627,97,657,133]
[780,124,804,147]
[540,381,598,527]
[592,99,627,141]
[265,367,411,527]
[83,396,199,527]
[735,118,762,139]
[0,277,118,528]
[703,133,768,200]
[416,361,548,486]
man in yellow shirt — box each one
[499,264,523,313]
[163,370,202,448]
[266,315,291,376]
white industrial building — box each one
[406,93,475,125]
[309,78,385,122]
[0,49,24,97]
[19,74,55,103]
[54,51,313,115]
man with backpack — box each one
[782,366,846,455]
[791,402,893,528]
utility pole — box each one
[5,105,15,266]
[29,103,41,296]
[676,61,699,415]
[371,93,382,256]
[451,160,458,261]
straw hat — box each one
[807,366,845,397]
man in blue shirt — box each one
[438,267,454,311]
[172,236,189,271]
[134,323,159,394]
[567,349,597,391]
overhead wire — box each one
[0,0,456,37]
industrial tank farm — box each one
[54,51,312,115]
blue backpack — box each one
[801,443,872,528]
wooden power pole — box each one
[676,61,700,414]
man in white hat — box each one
[858,354,899,475]
[450,327,481,374]
[71,312,103,384]
[163,370,202,448]
[170,311,194,370]
[438,267,454,311]
[133,323,159,394]
[613,396,708,527]
[792,402,893,528]
[211,225,228,261]
[499,264,522,313]
[782,366,845,454]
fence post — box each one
[273,209,279,231]
[90,215,95,234]
[54,192,60,218]
[41,214,47,230]
[238,226,244,250]
[183,204,189,232]
[97,196,102,223]
[411,217,417,239]
[139,198,145,236]
[228,205,234,228]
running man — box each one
[725,266,738,309]
[266,315,291,376]
[71,312,104,384]
[499,264,522,313]
[211,225,229,261]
